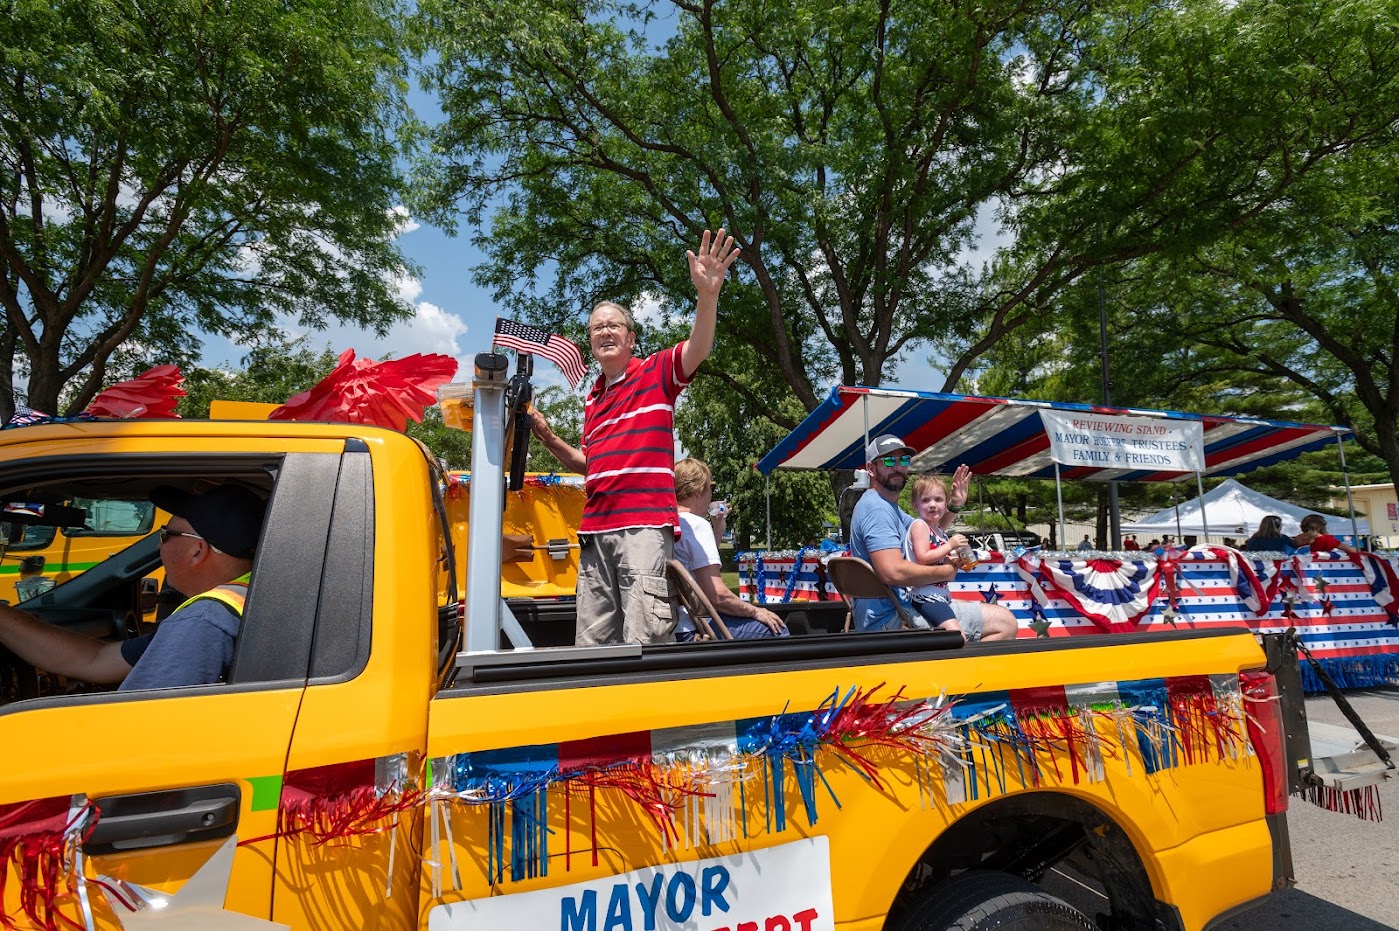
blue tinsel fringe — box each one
[1299,654,1399,693]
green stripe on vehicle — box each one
[0,561,104,575]
[248,774,284,811]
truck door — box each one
[0,436,344,930]
[267,435,440,931]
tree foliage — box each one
[412,0,1396,453]
[0,0,417,419]
[674,376,833,551]
[179,336,339,417]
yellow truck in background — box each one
[0,352,1302,931]
[0,498,168,606]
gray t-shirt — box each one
[848,488,914,632]
[118,598,241,691]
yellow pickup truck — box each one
[0,353,1299,931]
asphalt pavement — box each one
[1215,687,1399,931]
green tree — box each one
[1123,158,1399,492]
[179,337,339,417]
[0,0,416,419]
[675,376,832,551]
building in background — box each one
[1333,483,1398,549]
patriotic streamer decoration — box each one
[268,349,457,432]
[0,796,95,931]
[779,548,811,604]
[443,471,585,508]
[429,678,1253,887]
[1015,553,1162,632]
[1353,551,1399,620]
[84,365,185,419]
[239,755,421,848]
[3,367,186,430]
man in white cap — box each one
[847,434,1017,640]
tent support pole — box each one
[1335,433,1360,541]
[1195,471,1209,542]
[1173,486,1183,541]
[765,472,772,552]
[861,394,872,466]
[1054,463,1066,550]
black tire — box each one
[889,870,1097,931]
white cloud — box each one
[630,292,666,330]
[286,298,468,365]
[393,272,424,305]
[390,205,421,236]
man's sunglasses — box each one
[158,525,204,545]
[879,455,912,467]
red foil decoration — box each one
[821,684,941,790]
[268,349,458,432]
[85,365,185,419]
[0,796,92,931]
[239,760,420,847]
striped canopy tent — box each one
[756,386,1351,480]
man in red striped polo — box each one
[530,229,741,644]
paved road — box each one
[1215,687,1399,931]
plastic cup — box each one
[436,383,473,430]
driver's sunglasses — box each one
[158,525,204,545]
[879,455,912,468]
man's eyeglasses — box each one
[879,455,912,468]
[588,322,630,336]
[158,525,204,545]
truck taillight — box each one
[1240,670,1289,815]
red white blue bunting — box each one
[428,677,1251,888]
[1014,554,1162,632]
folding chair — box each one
[826,555,918,631]
[665,559,734,641]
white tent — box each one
[1121,479,1370,538]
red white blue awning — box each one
[756,386,1349,482]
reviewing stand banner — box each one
[1040,411,1205,472]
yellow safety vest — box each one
[175,572,251,616]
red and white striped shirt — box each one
[580,342,691,534]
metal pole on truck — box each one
[464,352,510,653]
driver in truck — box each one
[0,483,266,692]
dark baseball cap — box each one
[866,434,916,463]
[151,484,268,559]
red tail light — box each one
[1240,670,1289,815]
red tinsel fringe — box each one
[1303,783,1384,822]
[821,685,960,790]
[0,798,93,931]
[239,786,424,848]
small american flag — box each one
[492,318,587,389]
[4,403,51,428]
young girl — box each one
[901,474,970,637]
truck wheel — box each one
[890,870,1096,931]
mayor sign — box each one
[429,837,835,931]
